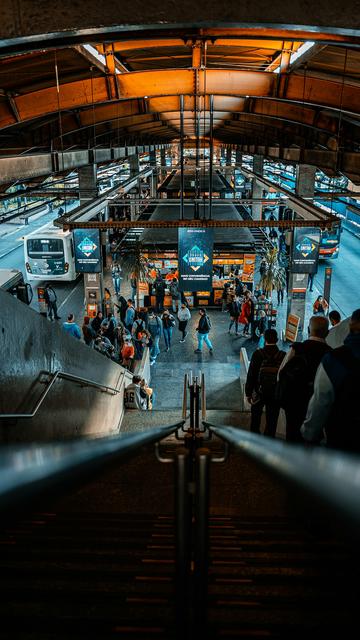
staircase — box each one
[235,204,274,252]
[0,375,359,639]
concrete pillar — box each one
[149,148,157,166]
[235,148,242,164]
[253,154,264,175]
[160,148,166,179]
[130,193,137,221]
[129,153,140,177]
[150,173,157,198]
[78,164,97,204]
[295,164,316,198]
[251,179,263,220]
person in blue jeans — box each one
[161,310,175,352]
[147,308,162,364]
[194,308,213,354]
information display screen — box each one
[292,228,320,274]
[178,228,214,292]
[74,229,102,273]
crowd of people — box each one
[245,308,360,452]
[41,257,359,447]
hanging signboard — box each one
[291,228,320,274]
[74,229,102,273]
[178,228,214,292]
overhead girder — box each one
[2,69,360,135]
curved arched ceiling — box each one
[1,23,360,179]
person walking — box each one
[161,310,176,352]
[245,328,285,437]
[169,277,181,313]
[177,303,191,342]
[155,276,166,313]
[228,296,241,335]
[276,284,284,305]
[147,308,162,365]
[301,308,360,452]
[313,295,329,316]
[90,310,103,334]
[130,272,137,302]
[44,283,61,320]
[194,308,213,354]
[239,294,252,336]
[62,314,81,340]
[277,315,331,443]
[82,316,96,346]
[111,264,122,296]
[125,299,135,332]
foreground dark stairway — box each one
[0,437,358,639]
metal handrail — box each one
[182,373,188,420]
[0,368,130,419]
[201,372,206,422]
[0,421,185,510]
[204,422,360,528]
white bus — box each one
[24,222,77,282]
[0,268,33,304]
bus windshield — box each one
[27,238,64,257]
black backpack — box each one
[258,349,285,400]
[276,350,310,410]
[325,349,360,452]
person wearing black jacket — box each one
[228,296,240,334]
[44,283,61,320]
[194,308,213,354]
[245,328,285,437]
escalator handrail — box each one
[204,422,360,527]
[0,420,184,510]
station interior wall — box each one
[0,290,132,443]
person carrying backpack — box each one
[131,316,146,359]
[277,315,331,443]
[301,308,360,452]
[245,328,285,437]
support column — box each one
[251,179,263,220]
[235,148,242,164]
[129,153,140,177]
[253,154,264,176]
[295,164,316,198]
[78,163,97,204]
[149,147,158,198]
[225,147,233,185]
[160,148,166,179]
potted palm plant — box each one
[258,246,287,298]
[119,240,150,308]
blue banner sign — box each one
[74,229,101,273]
[178,228,214,291]
[292,227,320,274]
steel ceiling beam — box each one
[61,218,335,231]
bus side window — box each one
[70,239,74,258]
